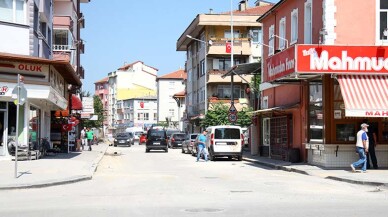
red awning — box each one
[337,75,388,117]
[71,94,83,110]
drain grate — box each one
[184,208,224,213]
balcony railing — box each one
[53,44,72,51]
[208,38,252,56]
[207,70,252,84]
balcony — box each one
[53,50,71,62]
[207,70,252,84]
[53,16,72,28]
[208,38,251,56]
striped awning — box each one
[337,75,388,117]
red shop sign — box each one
[264,46,296,82]
[296,45,388,74]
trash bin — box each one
[289,148,300,163]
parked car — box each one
[139,133,147,145]
[166,129,181,140]
[205,125,243,161]
[182,133,200,154]
[146,126,168,152]
[168,133,186,149]
[114,132,134,147]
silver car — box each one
[181,133,199,155]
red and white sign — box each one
[140,101,144,108]
[296,45,388,74]
[264,46,296,82]
[228,113,238,123]
[0,86,8,95]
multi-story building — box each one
[94,77,109,128]
[257,0,388,167]
[156,69,186,131]
[116,96,157,131]
[176,0,273,133]
[0,0,90,158]
[107,61,158,132]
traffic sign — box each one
[228,103,237,114]
[11,84,27,105]
[228,113,238,123]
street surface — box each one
[0,144,387,217]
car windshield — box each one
[116,133,130,138]
[173,134,185,139]
[214,128,240,139]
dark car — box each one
[168,133,186,149]
[146,127,168,152]
[182,133,199,154]
[114,132,134,147]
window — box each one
[250,28,262,43]
[304,0,312,44]
[0,0,25,24]
[154,113,157,121]
[262,96,268,109]
[309,82,323,143]
[217,85,243,99]
[33,4,38,32]
[279,17,286,49]
[291,9,298,44]
[54,29,70,46]
[268,25,275,55]
[224,30,240,39]
[262,118,270,146]
[218,58,242,70]
[380,0,388,40]
[138,113,149,121]
[200,59,205,76]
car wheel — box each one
[128,143,131,147]
[146,149,150,153]
[237,155,242,161]
[181,148,185,153]
[165,148,168,153]
[209,149,216,161]
[114,144,117,147]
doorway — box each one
[0,110,5,156]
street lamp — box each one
[186,35,212,114]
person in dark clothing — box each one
[363,119,379,169]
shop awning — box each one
[249,103,300,114]
[337,75,388,117]
[222,62,261,78]
[71,94,83,110]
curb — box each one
[243,157,387,187]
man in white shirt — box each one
[80,127,87,151]
[350,123,369,173]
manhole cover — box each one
[184,208,224,213]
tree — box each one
[200,102,253,128]
[82,95,104,129]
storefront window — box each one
[336,124,356,142]
[309,83,323,143]
[382,119,388,141]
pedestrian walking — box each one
[196,130,208,162]
[350,123,369,173]
[363,119,379,169]
[86,128,94,151]
[80,127,87,151]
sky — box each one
[81,0,279,93]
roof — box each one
[0,52,81,86]
[172,90,185,98]
[157,69,186,80]
[224,5,274,16]
[257,0,286,22]
[118,60,159,71]
[94,77,109,84]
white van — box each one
[205,125,244,161]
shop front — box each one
[0,54,80,159]
[261,44,388,167]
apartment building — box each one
[94,77,109,127]
[156,69,186,131]
[107,61,158,132]
[257,0,388,167]
[176,0,273,133]
[0,0,90,158]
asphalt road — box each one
[0,144,387,217]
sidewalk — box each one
[243,151,388,188]
[1,143,387,190]
[0,142,109,190]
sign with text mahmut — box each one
[296,45,388,74]
[264,46,296,82]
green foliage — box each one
[82,95,104,129]
[200,102,253,128]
